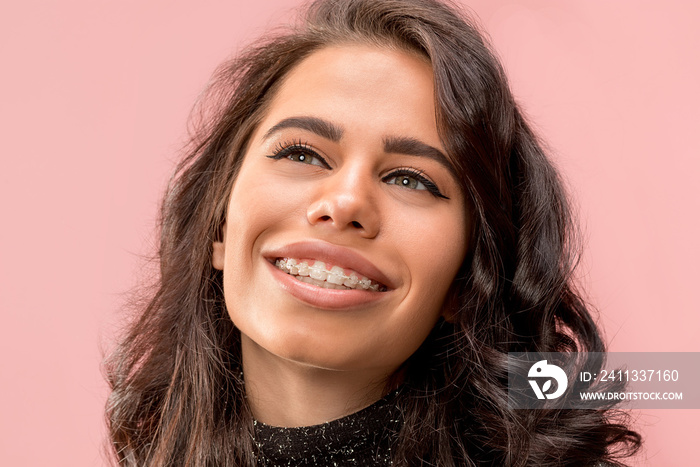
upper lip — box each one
[263,240,398,289]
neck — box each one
[241,335,394,427]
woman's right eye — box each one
[267,143,330,169]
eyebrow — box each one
[382,136,457,180]
[263,115,457,179]
[263,116,344,142]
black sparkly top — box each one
[253,390,402,466]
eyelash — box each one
[382,167,448,199]
[267,140,331,168]
[267,141,448,199]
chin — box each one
[263,333,381,372]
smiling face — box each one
[212,44,468,379]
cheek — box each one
[225,174,299,252]
[230,167,316,227]
[374,205,466,368]
[432,215,468,271]
[394,204,468,303]
[220,169,313,313]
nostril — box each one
[351,221,362,229]
[320,215,331,221]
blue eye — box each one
[267,142,330,168]
[383,168,448,199]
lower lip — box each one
[265,260,388,310]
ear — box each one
[212,224,226,270]
[441,306,458,324]
[440,279,462,323]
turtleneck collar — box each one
[253,389,403,466]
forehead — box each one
[278,43,433,93]
[258,44,442,150]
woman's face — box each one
[213,44,468,377]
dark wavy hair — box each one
[105,0,641,465]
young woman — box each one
[105,0,641,465]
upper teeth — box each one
[274,258,385,292]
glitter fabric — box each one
[253,390,402,466]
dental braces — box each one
[274,258,385,291]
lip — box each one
[262,241,399,310]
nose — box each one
[306,167,380,239]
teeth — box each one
[287,258,299,275]
[309,261,328,281]
[343,274,359,288]
[327,266,345,285]
[297,262,310,276]
[274,258,385,292]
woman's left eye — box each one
[267,143,330,168]
[383,169,448,199]
[385,174,427,190]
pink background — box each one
[1,1,697,465]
